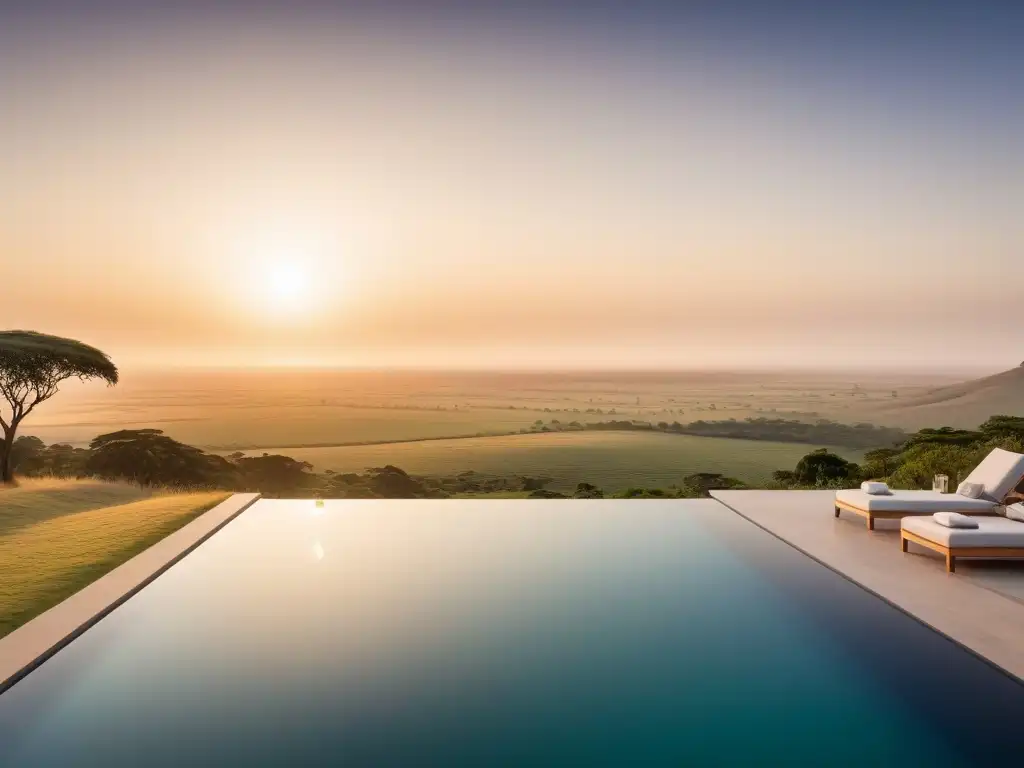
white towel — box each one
[933,512,979,529]
[860,481,891,496]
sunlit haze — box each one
[2,1,1021,371]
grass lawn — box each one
[1,477,158,537]
[245,431,862,493]
[0,479,227,639]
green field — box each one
[230,431,862,493]
[0,478,227,639]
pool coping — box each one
[0,492,261,694]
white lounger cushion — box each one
[835,489,997,513]
[902,515,1024,547]
[962,447,1024,503]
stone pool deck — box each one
[712,489,1024,682]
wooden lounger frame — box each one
[901,529,1024,573]
[833,499,991,531]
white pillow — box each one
[957,481,984,499]
[860,481,891,496]
[933,512,979,529]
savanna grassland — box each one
[16,369,965,492]
[24,369,961,447]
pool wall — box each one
[0,493,261,694]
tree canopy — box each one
[793,449,860,486]
[85,429,231,488]
[0,331,118,483]
[978,415,1024,441]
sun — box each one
[262,262,310,313]
[223,222,344,321]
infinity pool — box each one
[1,499,1022,766]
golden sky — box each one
[2,5,1021,370]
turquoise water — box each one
[0,499,1021,766]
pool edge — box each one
[709,492,1024,687]
[0,492,261,695]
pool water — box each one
[1,499,1021,766]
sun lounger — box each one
[901,507,1024,572]
[834,448,1024,530]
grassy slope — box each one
[245,431,862,493]
[0,479,227,639]
[0,478,156,536]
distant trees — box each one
[680,472,746,497]
[677,418,905,449]
[774,418,1024,491]
[329,465,544,498]
[862,447,901,478]
[85,429,232,488]
[574,416,905,449]
[47,443,88,476]
[903,427,982,449]
[234,454,314,496]
[573,482,603,499]
[793,449,860,487]
[616,487,669,498]
[586,420,654,432]
[9,436,46,475]
[979,415,1024,441]
[8,436,90,478]
[528,489,569,499]
[521,476,550,491]
[886,444,976,490]
[0,331,118,483]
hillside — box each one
[877,364,1024,429]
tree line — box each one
[536,417,906,449]
[771,416,1024,492]
[7,427,750,499]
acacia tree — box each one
[85,429,232,487]
[0,331,118,484]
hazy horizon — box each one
[3,1,1021,370]
[102,360,1006,377]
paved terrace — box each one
[712,490,1024,682]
